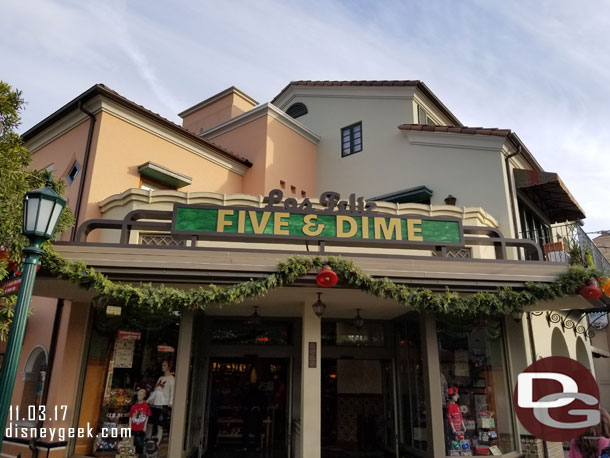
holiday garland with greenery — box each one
[40,247,603,325]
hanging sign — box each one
[172,189,463,248]
[117,330,141,340]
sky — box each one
[3,0,609,234]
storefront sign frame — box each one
[171,189,464,250]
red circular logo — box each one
[513,356,600,442]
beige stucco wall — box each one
[274,89,517,239]
[181,92,256,134]
[80,111,243,224]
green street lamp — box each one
[0,180,66,451]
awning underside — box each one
[514,169,585,223]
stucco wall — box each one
[275,94,515,238]
[263,116,316,197]
[182,92,255,134]
[81,111,243,223]
[211,116,269,195]
[29,117,95,241]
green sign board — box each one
[172,204,463,248]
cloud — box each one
[4,0,608,231]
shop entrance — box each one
[204,357,289,457]
[321,359,396,458]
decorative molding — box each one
[273,86,418,110]
[178,86,258,118]
[201,103,320,144]
[99,189,498,228]
[404,130,506,152]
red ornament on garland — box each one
[579,277,603,300]
[316,265,338,287]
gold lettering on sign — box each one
[374,217,402,240]
[249,211,271,234]
[274,212,290,235]
[362,216,369,239]
[216,210,234,232]
[237,211,246,233]
[302,214,325,236]
[407,219,423,241]
[337,215,358,238]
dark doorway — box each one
[321,359,394,458]
[203,358,288,458]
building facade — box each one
[0,81,607,458]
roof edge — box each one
[22,84,252,168]
[271,80,463,127]
[178,86,258,118]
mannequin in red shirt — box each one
[130,388,151,453]
[446,387,466,440]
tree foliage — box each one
[0,81,74,339]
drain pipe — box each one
[505,146,522,260]
[70,103,96,241]
[30,299,64,458]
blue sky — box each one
[3,0,609,233]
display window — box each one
[438,319,515,456]
[75,314,180,458]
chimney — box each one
[179,86,258,134]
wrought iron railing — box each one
[520,223,610,273]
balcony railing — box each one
[520,223,610,272]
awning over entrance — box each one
[514,169,585,223]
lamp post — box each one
[0,180,66,451]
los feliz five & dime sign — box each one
[171,190,463,248]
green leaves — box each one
[37,249,603,327]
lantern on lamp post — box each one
[0,180,66,451]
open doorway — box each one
[204,358,289,457]
[322,359,395,458]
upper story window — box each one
[286,102,308,119]
[417,104,438,126]
[341,122,362,157]
[66,160,81,185]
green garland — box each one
[40,247,603,319]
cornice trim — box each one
[201,103,320,144]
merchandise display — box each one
[79,319,179,458]
[207,360,287,451]
[439,321,514,456]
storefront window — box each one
[395,314,427,452]
[75,313,180,458]
[438,319,515,456]
[322,321,385,346]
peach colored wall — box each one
[264,117,317,197]
[210,114,317,197]
[7,297,57,411]
[29,118,95,242]
[182,92,256,134]
[231,92,257,118]
[43,300,89,433]
[79,111,243,223]
[211,116,269,195]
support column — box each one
[300,301,321,458]
[168,311,194,458]
[421,313,445,457]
